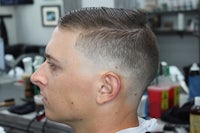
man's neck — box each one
[70,110,139,133]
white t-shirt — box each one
[116,117,158,133]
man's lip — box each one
[40,93,47,104]
[42,97,46,104]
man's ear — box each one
[96,72,121,105]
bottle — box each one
[189,63,200,76]
[32,55,44,96]
[177,13,185,31]
[189,63,200,100]
[190,96,200,133]
[32,56,44,107]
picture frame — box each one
[41,5,61,27]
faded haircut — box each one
[58,7,159,92]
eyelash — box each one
[47,60,57,71]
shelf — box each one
[147,9,200,37]
[0,14,12,18]
[153,30,196,36]
[146,8,200,62]
[147,9,199,16]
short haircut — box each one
[58,7,159,92]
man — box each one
[31,7,159,133]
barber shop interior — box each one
[0,0,200,133]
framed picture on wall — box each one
[41,5,61,27]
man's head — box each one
[31,7,159,131]
[58,7,159,97]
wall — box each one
[1,0,113,45]
[0,0,64,46]
[82,0,114,7]
[158,36,199,69]
[15,0,64,45]
[15,0,113,45]
[0,6,17,45]
[63,0,81,12]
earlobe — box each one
[96,73,121,105]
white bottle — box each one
[177,13,185,31]
[22,57,33,75]
[189,63,200,76]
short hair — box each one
[58,7,159,92]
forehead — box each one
[46,28,79,54]
[44,28,84,67]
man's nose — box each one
[30,64,47,88]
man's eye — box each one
[47,61,57,70]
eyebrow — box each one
[45,52,60,63]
